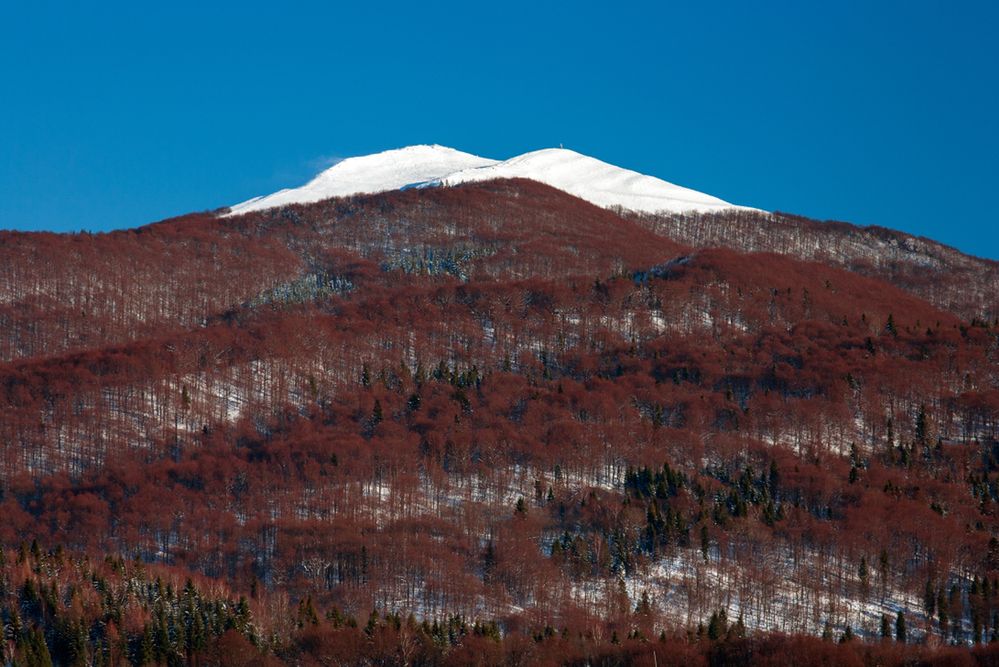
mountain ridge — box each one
[227,144,747,217]
[433,147,743,214]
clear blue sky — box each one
[2,1,997,258]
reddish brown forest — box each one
[627,207,999,322]
[0,179,997,665]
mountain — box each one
[227,144,497,215]
[228,144,744,216]
[227,144,996,322]
[0,154,996,665]
[435,147,742,214]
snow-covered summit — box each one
[434,148,737,214]
[226,145,747,216]
[227,145,497,215]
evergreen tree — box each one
[297,596,319,627]
[20,627,54,667]
[635,590,652,616]
[54,618,88,667]
[235,596,252,635]
[938,587,949,633]
[138,624,154,666]
[924,579,937,617]
[365,609,379,637]
[706,610,727,641]
[153,605,170,664]
[729,614,746,639]
[885,313,898,337]
[895,611,907,643]
[915,404,929,444]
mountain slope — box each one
[628,207,999,321]
[2,158,998,661]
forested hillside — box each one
[0,179,997,665]
[629,208,999,322]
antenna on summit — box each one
[559,143,564,149]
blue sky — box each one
[2,1,997,258]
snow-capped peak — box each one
[433,148,737,214]
[226,145,497,215]
[226,145,747,216]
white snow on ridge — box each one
[227,145,497,216]
[226,144,750,217]
[434,148,738,214]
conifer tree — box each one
[915,404,929,444]
[924,579,937,617]
[138,625,154,666]
[885,313,898,337]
